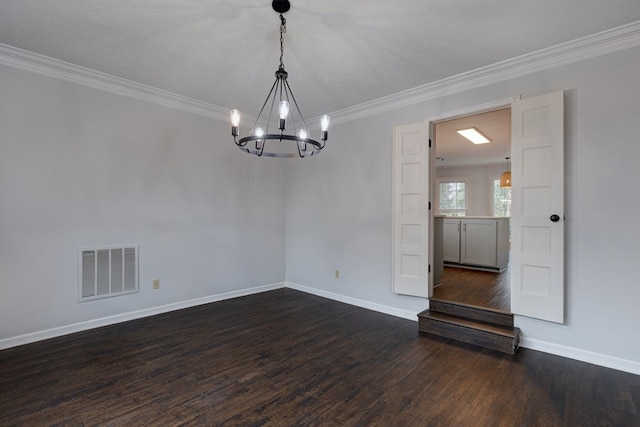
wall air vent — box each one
[79,245,138,301]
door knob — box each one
[550,214,560,222]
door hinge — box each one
[428,264,431,273]
[428,201,431,210]
[428,138,432,148]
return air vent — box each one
[79,245,138,301]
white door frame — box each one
[427,97,518,298]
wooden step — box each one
[429,299,514,327]
[418,309,520,354]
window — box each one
[439,181,467,216]
[493,179,511,217]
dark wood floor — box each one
[434,266,511,311]
[1,289,638,426]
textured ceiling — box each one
[2,1,640,121]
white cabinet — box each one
[433,217,444,286]
[442,219,461,263]
[442,217,509,270]
[462,219,499,267]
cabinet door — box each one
[442,219,461,263]
[461,219,498,267]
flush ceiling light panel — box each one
[456,127,491,144]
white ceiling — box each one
[2,1,640,121]
[435,108,511,167]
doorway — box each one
[392,91,564,323]
[431,107,512,312]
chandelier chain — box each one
[279,14,286,69]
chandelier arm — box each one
[252,78,280,132]
[283,78,309,131]
[296,142,306,158]
[266,79,280,134]
[281,82,297,136]
[234,135,248,148]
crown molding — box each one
[2,20,640,126]
[0,43,233,121]
[326,20,640,125]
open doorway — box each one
[432,107,512,312]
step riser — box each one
[429,300,514,327]
[419,317,519,354]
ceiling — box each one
[2,1,640,121]
[435,108,511,167]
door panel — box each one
[511,91,564,323]
[393,122,430,297]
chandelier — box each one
[230,0,329,158]
[500,157,512,188]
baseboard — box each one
[286,282,419,322]
[0,282,285,350]
[519,337,640,376]
[4,283,638,376]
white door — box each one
[392,122,430,297]
[510,91,564,323]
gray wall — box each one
[286,45,640,367]
[0,64,286,340]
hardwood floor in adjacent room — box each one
[1,288,638,426]
[434,266,511,311]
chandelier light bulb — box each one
[320,115,330,131]
[320,114,330,141]
[278,100,290,130]
[298,129,308,153]
[255,127,265,151]
[230,109,241,137]
[279,100,290,119]
[230,109,241,127]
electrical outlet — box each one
[335,270,340,279]
[153,279,160,289]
